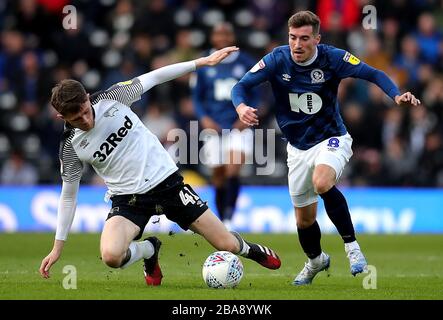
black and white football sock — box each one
[120,240,154,269]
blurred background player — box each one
[233,11,421,285]
[191,22,260,229]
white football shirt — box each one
[60,78,178,201]
[55,61,196,240]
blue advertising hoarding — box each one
[0,186,442,234]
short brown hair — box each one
[288,11,321,35]
[50,79,87,116]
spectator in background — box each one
[16,51,52,119]
[319,11,347,49]
[394,36,422,89]
[166,29,199,119]
[133,0,175,52]
[362,32,392,77]
[0,30,26,92]
[0,2,7,31]
[413,12,442,66]
[128,33,153,71]
[422,75,443,118]
[168,29,199,63]
[191,22,260,229]
[52,14,93,68]
[142,102,177,148]
[101,58,147,113]
[415,129,443,186]
[380,17,401,59]
[316,0,360,32]
[362,84,391,149]
[383,135,416,185]
[0,149,38,185]
[350,148,387,186]
[342,102,377,150]
[408,105,437,156]
[248,0,292,37]
[381,105,406,152]
[13,0,56,49]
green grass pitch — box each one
[0,233,442,300]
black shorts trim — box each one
[107,172,208,240]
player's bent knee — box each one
[296,211,317,229]
[101,250,124,268]
[313,178,334,195]
[296,219,316,229]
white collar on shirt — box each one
[292,46,318,66]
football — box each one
[202,251,244,288]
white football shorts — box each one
[287,133,353,208]
[200,128,254,168]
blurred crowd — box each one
[1,0,443,187]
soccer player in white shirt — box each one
[39,47,281,286]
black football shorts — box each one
[107,171,208,240]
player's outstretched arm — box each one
[195,46,239,68]
[351,62,422,107]
[39,181,79,278]
[394,92,421,106]
[137,46,239,94]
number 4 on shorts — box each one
[179,186,200,206]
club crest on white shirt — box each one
[311,69,325,83]
[80,139,89,149]
[104,106,119,117]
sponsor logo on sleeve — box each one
[343,52,360,65]
[116,80,133,86]
[250,59,266,73]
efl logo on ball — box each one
[202,251,243,288]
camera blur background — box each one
[1,0,443,188]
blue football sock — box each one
[215,186,227,221]
[320,186,356,243]
[297,221,322,259]
[224,177,240,221]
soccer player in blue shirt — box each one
[232,11,421,285]
[192,22,260,229]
